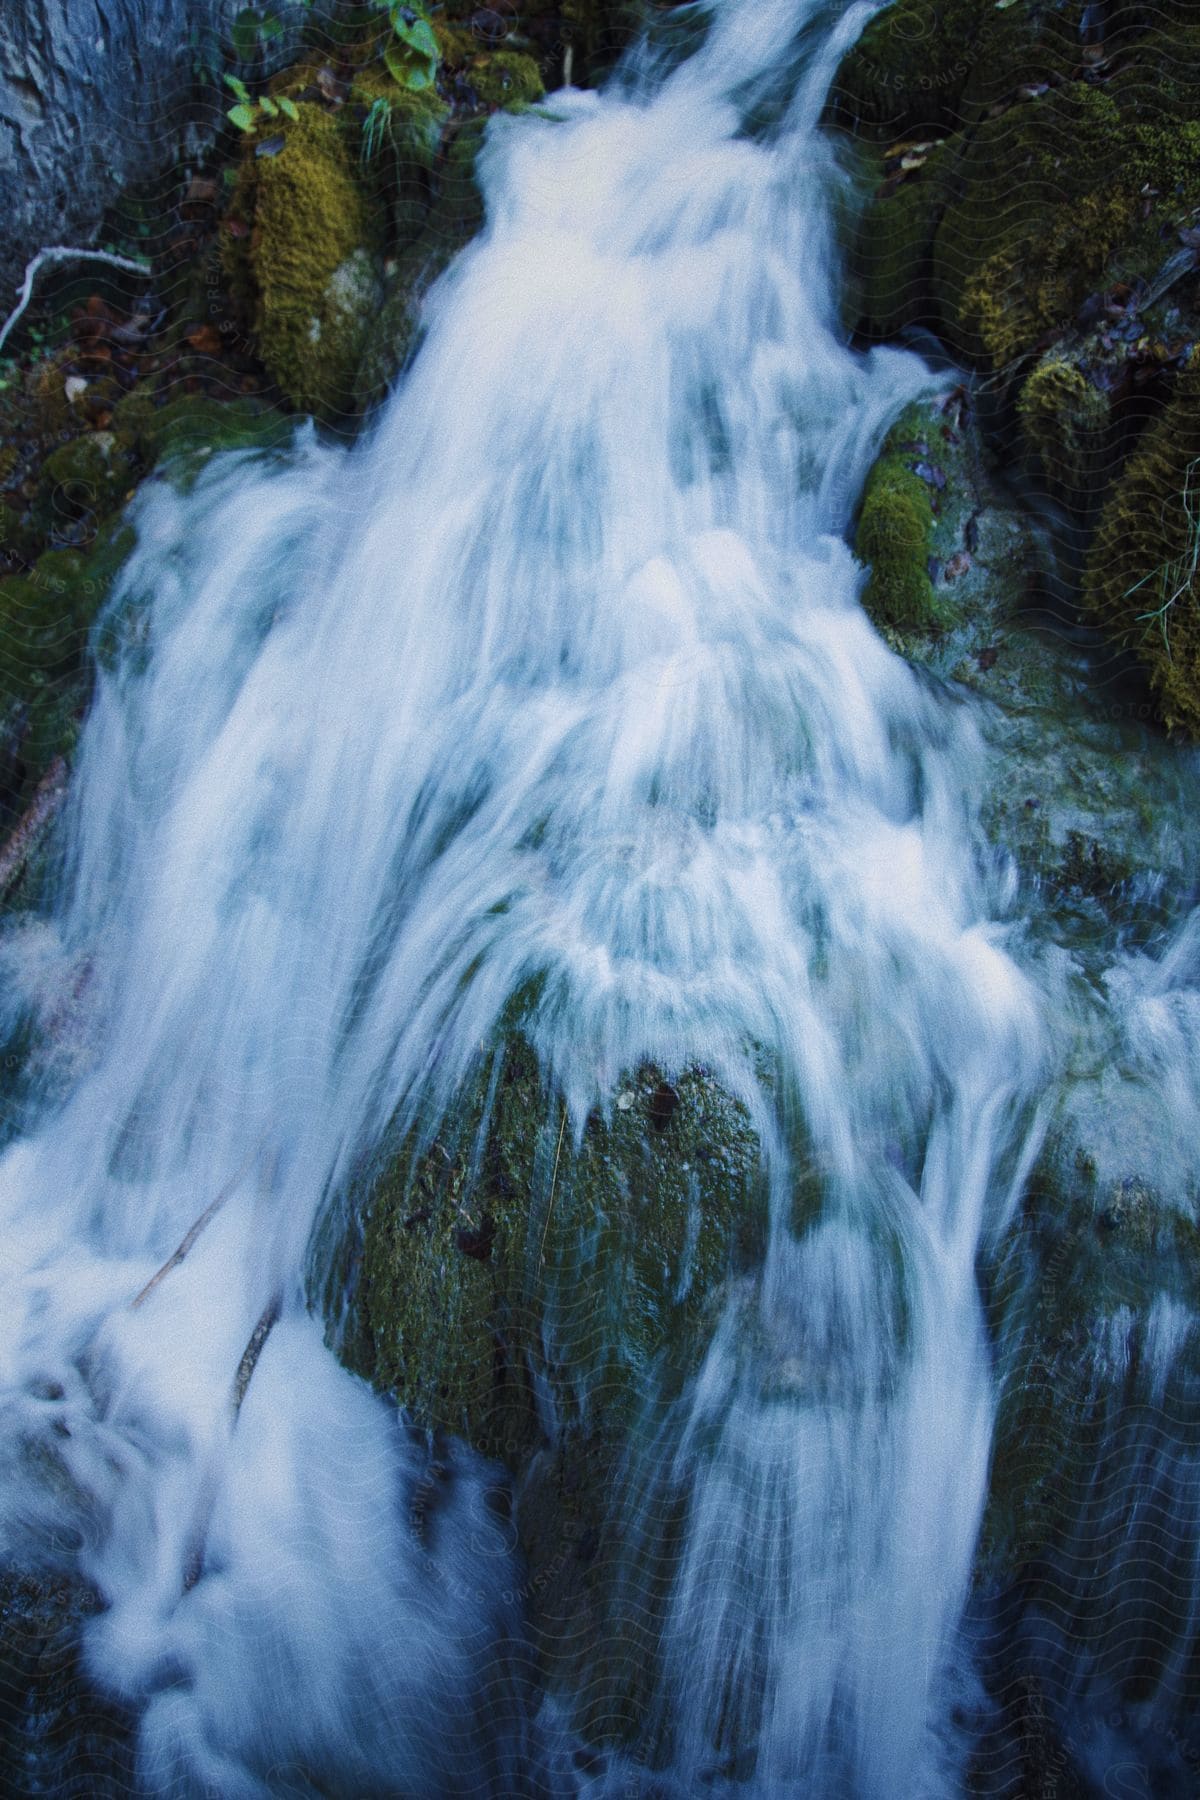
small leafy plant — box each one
[224,73,300,132]
[361,96,393,163]
[376,4,439,91]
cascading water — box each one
[1,0,1196,1794]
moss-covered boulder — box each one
[1083,363,1200,737]
[933,85,1200,366]
[831,0,1077,140]
[336,1036,767,1463]
[223,103,384,422]
[853,402,967,636]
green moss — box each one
[466,50,545,111]
[1082,365,1200,738]
[35,435,134,536]
[342,1037,766,1461]
[222,103,383,421]
[832,0,1075,139]
[846,146,953,341]
[855,437,941,633]
[0,524,134,804]
[1016,354,1109,512]
[933,86,1200,365]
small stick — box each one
[0,247,151,354]
[131,1140,262,1310]
[538,1105,568,1266]
[181,1291,282,1594]
[230,1293,281,1419]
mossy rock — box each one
[353,108,508,406]
[831,0,1077,140]
[854,420,946,634]
[844,142,955,341]
[222,102,384,422]
[1082,363,1200,737]
[0,523,135,816]
[932,84,1200,365]
[979,1125,1200,1665]
[338,1036,767,1462]
[34,435,136,540]
[464,50,545,111]
[1016,352,1110,513]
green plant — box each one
[374,3,439,92]
[224,73,299,132]
[360,95,393,162]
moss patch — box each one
[223,103,383,422]
[854,423,942,634]
[1016,353,1110,512]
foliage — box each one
[373,1,440,92]
[360,95,392,163]
[223,73,299,133]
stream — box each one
[1,2,1198,1794]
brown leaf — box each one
[944,551,972,582]
[975,645,1000,671]
[185,324,224,356]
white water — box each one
[0,2,1071,1793]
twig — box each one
[131,1140,262,1309]
[180,1292,283,1593]
[0,755,67,897]
[0,246,151,355]
[231,1293,281,1418]
[538,1105,568,1266]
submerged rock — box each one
[338,1035,768,1463]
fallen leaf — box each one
[944,551,972,581]
[975,645,1000,671]
[185,324,223,355]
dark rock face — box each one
[0,0,299,304]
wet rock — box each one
[0,0,308,303]
[0,1566,134,1796]
[333,1035,767,1462]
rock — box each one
[333,1035,768,1462]
[0,1566,134,1795]
[0,0,310,304]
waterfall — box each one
[4,0,1184,1794]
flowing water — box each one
[0,1,1197,1794]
